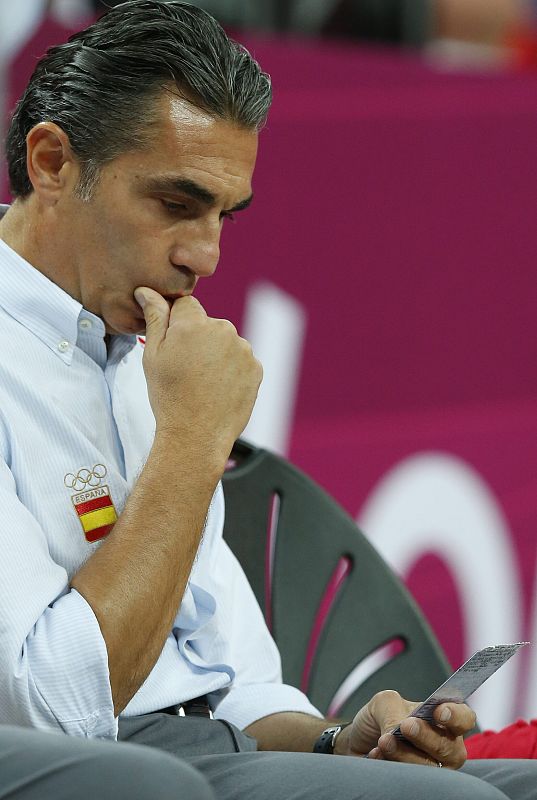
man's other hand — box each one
[335,689,475,770]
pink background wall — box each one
[201,40,537,726]
[4,26,537,726]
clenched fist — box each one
[134,287,262,464]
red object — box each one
[466,720,537,759]
[505,25,537,70]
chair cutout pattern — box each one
[222,440,453,720]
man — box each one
[0,2,535,798]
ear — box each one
[26,122,79,203]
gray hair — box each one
[6,0,272,198]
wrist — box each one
[313,722,352,755]
[334,722,352,756]
[152,430,229,478]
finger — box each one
[377,734,447,768]
[168,294,207,325]
[397,718,467,769]
[433,703,477,737]
[366,748,385,760]
[134,287,170,346]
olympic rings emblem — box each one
[64,464,108,492]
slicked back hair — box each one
[5,0,272,199]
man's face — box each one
[57,92,258,335]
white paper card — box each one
[392,642,529,741]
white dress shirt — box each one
[0,227,321,739]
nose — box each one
[170,217,221,279]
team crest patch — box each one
[64,464,118,543]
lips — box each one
[133,290,191,315]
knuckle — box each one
[379,690,402,703]
[237,335,251,351]
[438,738,465,769]
[217,318,238,335]
[437,740,454,762]
[182,296,206,315]
[369,689,401,717]
[451,748,467,770]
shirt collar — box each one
[0,234,135,365]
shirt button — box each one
[58,340,70,353]
[79,319,92,330]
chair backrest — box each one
[222,439,452,720]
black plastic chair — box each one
[222,439,452,720]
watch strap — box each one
[313,722,351,754]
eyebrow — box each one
[140,176,253,213]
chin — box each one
[105,317,146,336]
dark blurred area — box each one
[89,1,523,50]
[88,1,537,70]
[90,1,432,45]
[2,2,535,66]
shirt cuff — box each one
[212,682,323,730]
[20,589,117,739]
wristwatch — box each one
[312,723,350,754]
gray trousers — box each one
[0,724,215,800]
[118,713,537,800]
[3,716,537,799]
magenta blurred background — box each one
[3,11,537,728]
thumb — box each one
[134,287,170,346]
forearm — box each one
[71,433,225,716]
[245,712,341,753]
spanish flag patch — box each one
[65,465,118,543]
[72,486,118,543]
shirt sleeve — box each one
[0,456,117,738]
[206,496,323,729]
